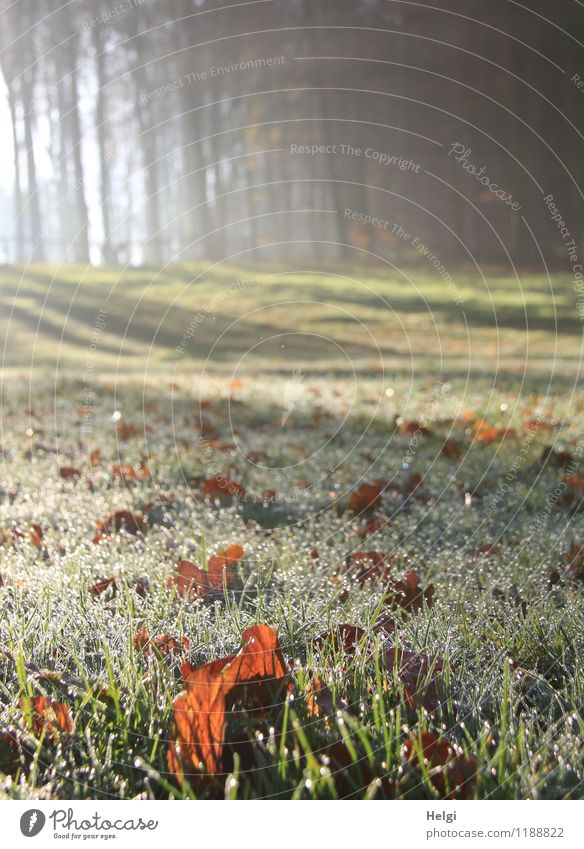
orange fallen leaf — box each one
[22,695,73,738]
[202,476,246,500]
[167,546,242,599]
[133,628,189,657]
[168,625,289,781]
[29,523,43,549]
[112,462,150,483]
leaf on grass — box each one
[403,731,477,798]
[313,624,367,656]
[59,466,81,480]
[0,731,33,776]
[540,446,574,467]
[399,421,431,436]
[95,510,146,539]
[112,462,150,483]
[202,475,246,501]
[166,547,242,600]
[560,544,584,582]
[90,577,117,597]
[474,423,516,444]
[386,647,446,712]
[305,676,347,718]
[133,628,189,657]
[348,481,386,515]
[469,544,502,557]
[356,517,391,537]
[168,625,289,781]
[29,523,43,549]
[385,570,434,613]
[22,695,73,738]
[116,423,141,440]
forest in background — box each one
[1,0,584,268]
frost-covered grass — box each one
[0,370,583,800]
[0,265,583,799]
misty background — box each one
[1,0,583,269]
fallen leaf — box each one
[356,517,391,537]
[313,624,367,656]
[403,731,477,798]
[22,695,73,738]
[202,476,246,501]
[167,548,240,599]
[0,731,33,776]
[59,466,81,480]
[116,423,141,440]
[96,510,146,536]
[348,481,386,515]
[168,625,289,781]
[399,421,431,436]
[385,571,434,613]
[90,577,117,597]
[133,628,189,657]
[386,647,446,712]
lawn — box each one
[0,263,582,799]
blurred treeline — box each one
[1,0,583,267]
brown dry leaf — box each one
[386,647,446,712]
[399,421,431,436]
[202,476,247,501]
[561,544,584,582]
[403,731,477,798]
[168,624,289,782]
[29,523,43,549]
[470,544,502,557]
[305,676,347,718]
[112,461,150,483]
[90,577,117,597]
[0,731,33,776]
[356,517,391,537]
[22,695,73,739]
[313,624,367,656]
[116,423,141,440]
[540,446,574,467]
[348,481,386,515]
[59,466,81,480]
[95,510,146,537]
[385,570,434,613]
[168,545,243,598]
[133,628,189,657]
[339,551,393,602]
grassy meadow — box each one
[0,262,583,799]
